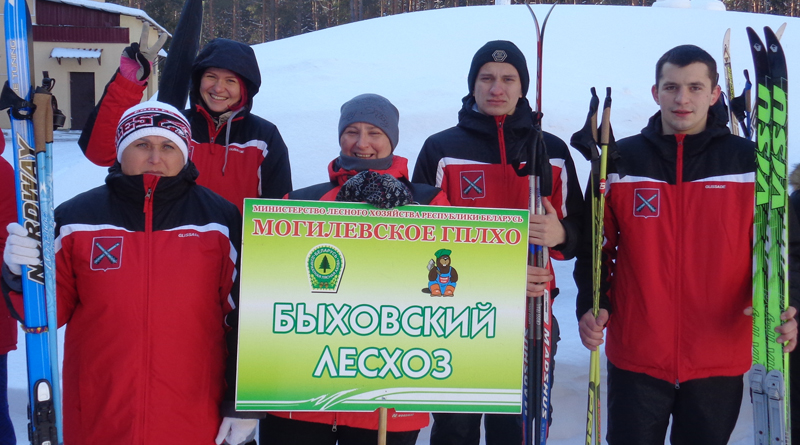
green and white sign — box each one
[236,198,529,414]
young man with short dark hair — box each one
[575,44,800,445]
[413,40,583,445]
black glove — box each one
[570,87,601,162]
[336,171,413,209]
[571,88,619,195]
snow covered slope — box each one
[6,4,799,444]
[250,4,798,190]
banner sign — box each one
[236,198,529,413]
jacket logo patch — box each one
[633,189,659,218]
[90,237,123,271]
[460,171,486,200]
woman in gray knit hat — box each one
[283,93,450,209]
[259,94,448,445]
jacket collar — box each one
[105,161,199,206]
[456,95,536,138]
[328,155,410,186]
[640,104,731,161]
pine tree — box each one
[319,255,331,273]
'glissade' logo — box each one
[306,244,345,293]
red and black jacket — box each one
[0,135,17,355]
[78,38,292,213]
[288,155,449,207]
[412,96,584,275]
[574,107,800,384]
[3,163,242,444]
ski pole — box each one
[32,71,65,445]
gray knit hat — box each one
[338,94,400,150]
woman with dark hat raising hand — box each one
[79,36,292,213]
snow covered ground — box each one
[5,3,800,444]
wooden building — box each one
[0,0,169,130]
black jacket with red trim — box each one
[78,38,292,212]
[3,162,243,444]
[574,106,800,384]
[412,96,583,265]
[288,155,449,206]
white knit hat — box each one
[115,101,191,165]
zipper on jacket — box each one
[674,134,686,387]
[141,175,158,442]
[197,105,224,153]
[198,104,242,176]
[495,116,508,182]
[331,416,337,432]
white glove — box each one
[215,417,257,445]
[3,222,40,276]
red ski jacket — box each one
[275,155,442,432]
[574,108,796,384]
[78,39,292,213]
[0,136,17,355]
[3,163,242,444]
[288,155,449,207]
[412,96,584,278]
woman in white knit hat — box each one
[2,101,256,445]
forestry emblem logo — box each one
[306,244,345,293]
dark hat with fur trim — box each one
[467,40,530,96]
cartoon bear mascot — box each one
[428,249,458,297]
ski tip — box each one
[764,26,781,46]
[541,2,557,31]
[776,22,787,40]
[763,26,786,60]
[747,27,765,51]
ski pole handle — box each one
[32,90,53,155]
[600,88,611,147]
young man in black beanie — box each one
[412,40,583,445]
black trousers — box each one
[429,316,560,445]
[791,346,800,442]
[606,361,743,445]
[260,413,420,445]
